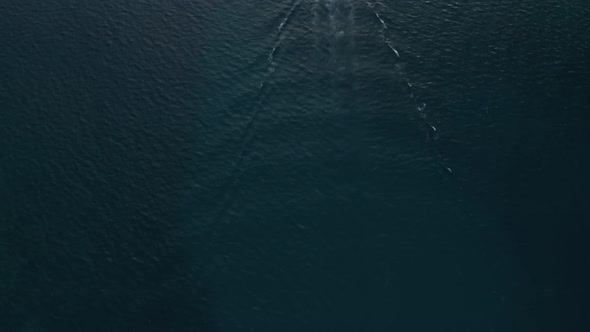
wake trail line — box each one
[210,1,307,225]
[260,0,304,90]
[279,0,303,35]
[366,1,453,175]
[368,1,400,59]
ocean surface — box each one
[1,0,589,331]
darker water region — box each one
[1,0,589,331]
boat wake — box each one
[260,0,304,90]
[213,1,308,220]
[367,1,452,174]
[211,0,456,225]
[278,0,302,35]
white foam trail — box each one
[259,42,279,91]
[369,3,399,59]
[278,18,288,32]
[268,45,279,63]
[259,0,304,91]
[366,2,450,175]
[368,1,387,30]
[387,42,400,57]
[278,0,302,35]
[263,0,304,90]
[374,11,387,30]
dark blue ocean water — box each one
[1,0,589,331]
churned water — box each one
[1,0,589,331]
